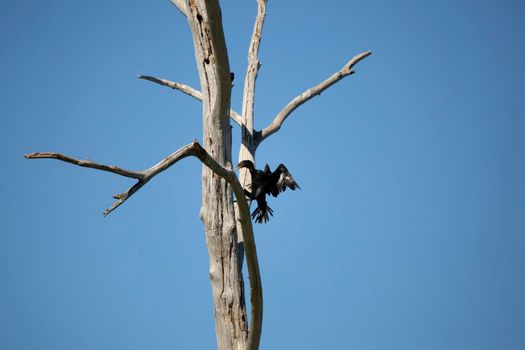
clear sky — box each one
[1,0,524,349]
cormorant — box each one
[236,160,300,224]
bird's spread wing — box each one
[269,164,300,196]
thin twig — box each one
[104,180,146,216]
[139,75,243,126]
[139,75,202,100]
[257,50,372,145]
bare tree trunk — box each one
[185,1,248,349]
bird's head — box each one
[236,160,255,171]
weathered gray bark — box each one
[184,1,249,349]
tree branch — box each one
[237,0,267,206]
[241,0,266,131]
[139,75,242,126]
[25,142,203,216]
[170,0,188,17]
[24,140,263,350]
[139,75,202,100]
[24,152,146,180]
[257,50,372,145]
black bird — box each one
[236,160,300,224]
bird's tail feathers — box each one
[251,205,274,224]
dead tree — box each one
[25,1,370,349]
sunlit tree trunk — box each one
[185,1,248,349]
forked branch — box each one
[139,75,242,126]
[257,50,372,145]
[25,143,199,216]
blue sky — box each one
[2,0,524,349]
